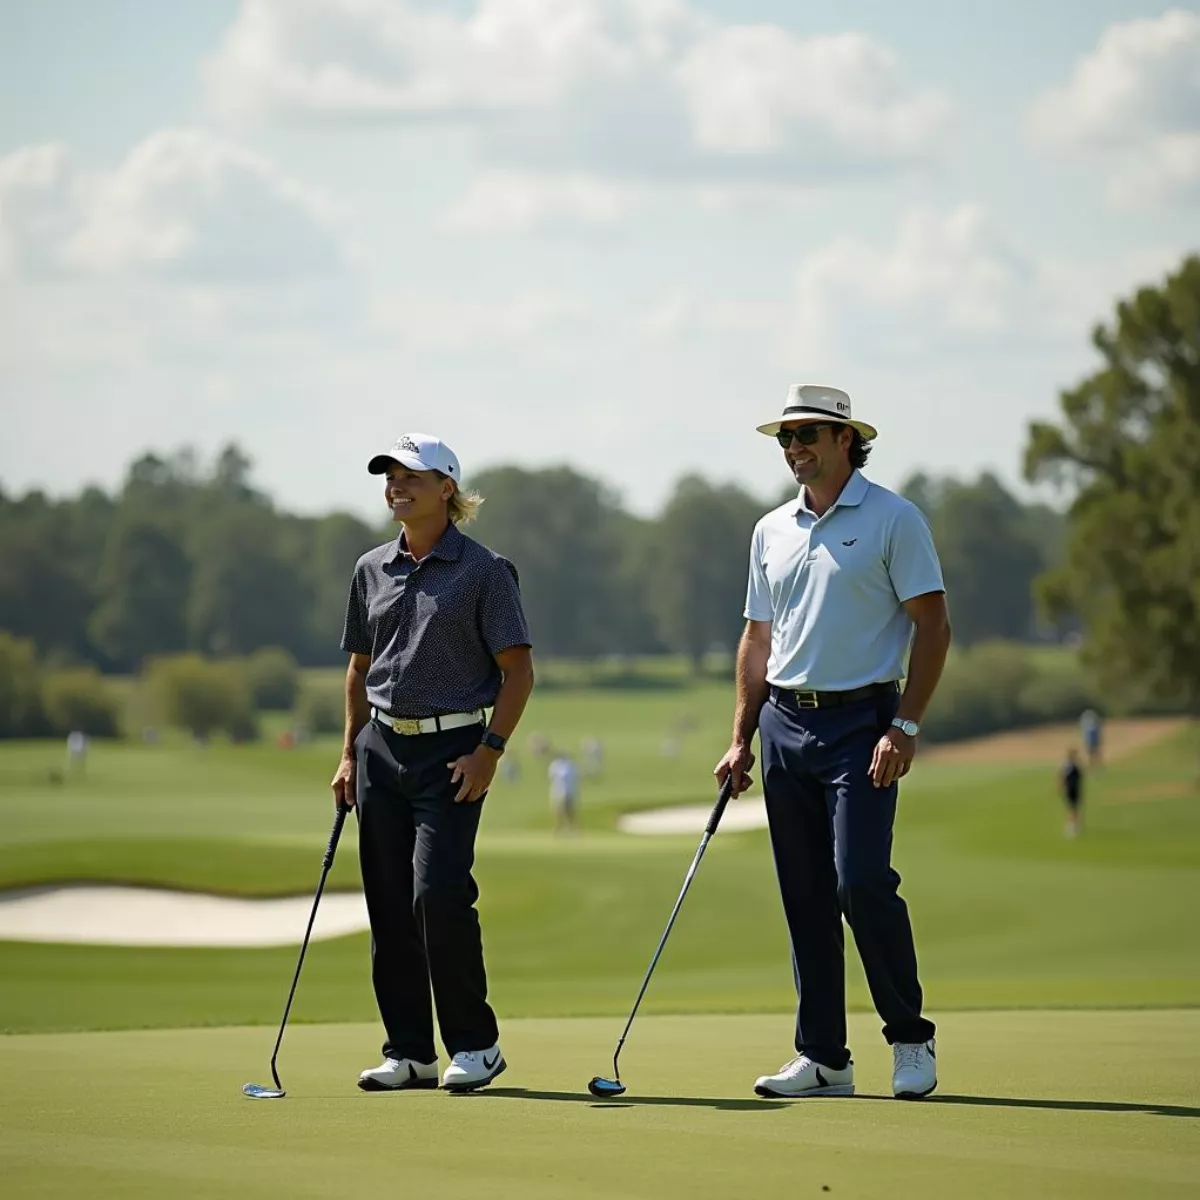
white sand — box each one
[617,799,768,836]
[0,885,370,948]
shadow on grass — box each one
[468,1087,777,1112]
[475,1089,1200,1118]
[925,1093,1200,1119]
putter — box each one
[243,801,350,1100]
[588,775,734,1098]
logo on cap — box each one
[836,400,849,413]
[398,436,421,455]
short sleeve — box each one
[885,502,945,603]
[744,523,773,621]
[340,567,372,655]
[477,557,532,655]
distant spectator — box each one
[66,730,88,772]
[499,753,521,784]
[581,735,604,777]
[1060,748,1084,838]
[548,752,581,834]
[1079,709,1103,768]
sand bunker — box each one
[618,798,770,836]
[0,885,370,948]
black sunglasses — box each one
[774,422,838,448]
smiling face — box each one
[780,419,854,487]
[383,461,455,525]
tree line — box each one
[0,447,1064,677]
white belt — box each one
[371,707,485,736]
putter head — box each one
[243,1081,286,1099]
[587,1076,626,1098]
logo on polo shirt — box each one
[842,538,857,546]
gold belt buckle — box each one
[392,717,423,735]
[794,691,820,709]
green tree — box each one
[1024,254,1200,709]
[186,507,310,658]
[0,494,96,662]
[304,512,380,662]
[89,518,192,671]
[40,666,122,737]
[0,631,46,738]
[142,653,257,739]
[651,476,764,672]
[245,646,301,710]
[902,472,1049,645]
[468,466,628,657]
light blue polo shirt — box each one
[744,471,944,691]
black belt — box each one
[771,681,899,710]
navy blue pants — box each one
[355,718,499,1063]
[759,687,935,1070]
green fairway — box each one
[2,689,1198,1196]
[1,1011,1197,1199]
[1,701,1198,1034]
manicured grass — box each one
[0,698,1197,1034]
[1,1011,1197,1200]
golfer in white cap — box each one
[715,386,952,1101]
[332,432,535,1094]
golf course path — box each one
[0,884,370,947]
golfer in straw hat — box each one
[714,385,952,1101]
[332,432,535,1094]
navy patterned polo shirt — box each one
[340,522,531,718]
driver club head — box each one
[243,1082,286,1100]
[587,1076,627,1098]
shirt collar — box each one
[793,469,869,516]
[384,522,465,565]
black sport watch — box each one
[480,730,507,754]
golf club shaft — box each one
[266,802,350,1089]
[610,777,733,1077]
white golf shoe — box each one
[754,1055,855,1098]
[892,1039,937,1099]
[442,1044,507,1093]
[357,1056,439,1092]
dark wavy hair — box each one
[834,424,872,469]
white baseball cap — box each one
[756,385,878,441]
[367,432,461,479]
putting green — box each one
[2,1011,1197,1199]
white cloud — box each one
[205,0,951,185]
[788,206,1032,361]
[1029,9,1200,206]
[674,27,950,160]
[636,206,1187,372]
[639,289,782,341]
[440,172,638,233]
[0,129,346,281]
[370,291,589,350]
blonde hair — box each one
[444,478,484,526]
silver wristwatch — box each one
[891,717,920,737]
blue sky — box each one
[2,1,1197,518]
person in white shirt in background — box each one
[548,751,581,835]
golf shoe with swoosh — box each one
[892,1039,937,1099]
[754,1055,855,1098]
[442,1043,507,1092]
[358,1056,440,1091]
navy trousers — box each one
[759,687,935,1070]
[355,718,499,1063]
